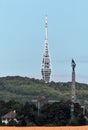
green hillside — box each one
[0,76,87,103]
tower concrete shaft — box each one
[41,16,51,83]
[72,71,76,102]
[71,59,76,102]
[71,59,76,121]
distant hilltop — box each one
[0,76,87,105]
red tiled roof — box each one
[2,110,16,119]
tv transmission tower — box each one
[41,16,51,83]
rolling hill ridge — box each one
[0,76,87,104]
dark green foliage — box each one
[74,103,82,117]
[36,101,71,126]
[77,114,86,125]
[0,99,87,126]
[69,118,78,126]
[17,102,37,126]
[7,119,18,126]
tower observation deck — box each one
[41,16,51,83]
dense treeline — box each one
[0,76,88,104]
[0,100,87,126]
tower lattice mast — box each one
[41,16,51,83]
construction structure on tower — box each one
[41,16,51,83]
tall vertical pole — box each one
[37,100,40,116]
[71,59,76,121]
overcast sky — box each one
[0,0,88,83]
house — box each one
[2,110,18,125]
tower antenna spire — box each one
[45,15,48,40]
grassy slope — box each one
[0,76,87,103]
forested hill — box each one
[0,76,87,103]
